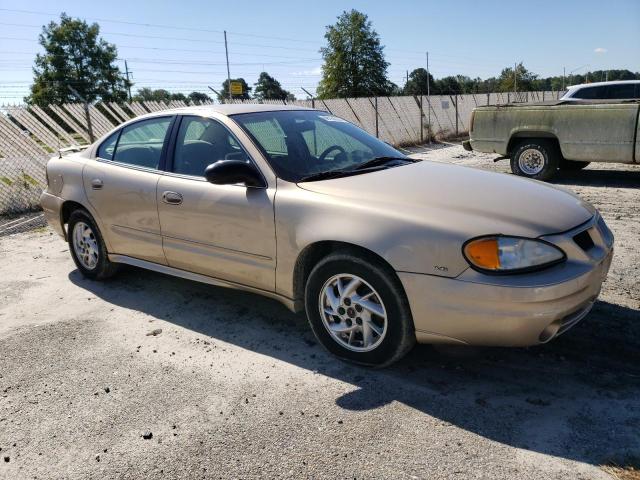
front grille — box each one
[573,230,595,252]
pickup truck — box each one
[463,99,640,180]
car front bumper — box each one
[400,215,614,347]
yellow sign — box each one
[230,81,243,95]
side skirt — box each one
[108,254,297,312]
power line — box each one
[0,22,321,53]
[0,57,321,67]
[0,8,321,44]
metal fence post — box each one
[374,96,379,138]
[427,95,431,143]
[419,95,424,144]
[67,86,95,143]
[84,103,95,143]
[454,95,459,137]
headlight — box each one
[463,236,565,274]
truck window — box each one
[573,86,606,99]
[605,84,637,99]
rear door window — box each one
[108,117,172,169]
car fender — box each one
[273,181,469,300]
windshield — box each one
[231,110,407,182]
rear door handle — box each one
[91,178,103,190]
[162,191,183,205]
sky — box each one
[0,0,638,104]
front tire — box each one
[510,140,560,181]
[304,251,415,367]
[67,209,119,280]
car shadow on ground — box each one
[70,266,640,469]
[552,168,640,188]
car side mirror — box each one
[204,160,266,188]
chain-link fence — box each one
[0,91,562,217]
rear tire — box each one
[304,251,415,367]
[560,159,590,171]
[510,140,559,181]
[67,209,119,280]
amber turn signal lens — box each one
[464,238,500,270]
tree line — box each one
[24,12,639,106]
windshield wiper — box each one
[352,156,417,171]
[298,156,418,183]
[297,169,354,182]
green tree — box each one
[317,10,392,98]
[26,13,129,106]
[434,76,463,95]
[188,91,212,104]
[133,88,197,103]
[402,68,435,95]
[497,63,538,92]
[253,72,295,101]
[218,78,252,101]
[133,88,172,102]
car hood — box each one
[296,160,595,238]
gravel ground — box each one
[0,145,639,479]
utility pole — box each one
[224,30,232,101]
[301,87,315,108]
[562,66,565,90]
[426,51,431,144]
[124,60,132,102]
[514,62,517,97]
[406,70,409,86]
[208,86,222,103]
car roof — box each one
[566,80,640,90]
[136,103,314,120]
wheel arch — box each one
[291,240,405,313]
[507,131,562,158]
[59,200,87,240]
[60,200,109,250]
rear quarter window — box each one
[97,131,119,160]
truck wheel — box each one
[560,159,590,171]
[304,251,415,367]
[68,209,119,280]
[510,140,559,181]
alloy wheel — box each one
[318,273,388,352]
[72,221,99,270]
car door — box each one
[157,115,276,291]
[84,116,174,265]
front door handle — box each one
[91,178,103,190]
[162,191,183,205]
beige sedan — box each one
[40,105,614,366]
